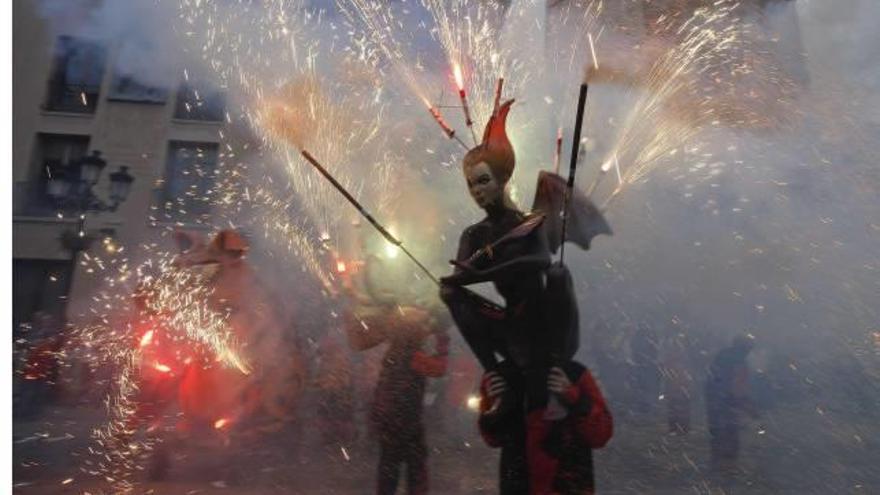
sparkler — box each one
[453,63,478,145]
[554,126,563,174]
[425,98,468,150]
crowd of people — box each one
[13,295,764,493]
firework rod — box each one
[300,150,505,314]
[559,83,589,263]
[300,150,435,280]
[299,150,504,314]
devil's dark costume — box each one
[442,205,552,369]
[439,100,607,381]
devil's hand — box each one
[439,282,458,303]
[441,260,484,286]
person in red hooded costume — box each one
[346,302,449,495]
[478,360,613,495]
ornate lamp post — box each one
[45,150,135,253]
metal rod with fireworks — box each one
[559,83,589,263]
[554,126,563,174]
[299,149,504,313]
[424,99,469,150]
[453,63,478,145]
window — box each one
[45,36,107,113]
[161,141,220,221]
[174,81,225,122]
[106,38,169,103]
[19,134,91,215]
[107,74,169,104]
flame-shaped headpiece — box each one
[463,99,515,184]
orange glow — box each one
[453,63,464,91]
[153,362,172,373]
[336,260,347,273]
[214,418,229,429]
[139,330,155,348]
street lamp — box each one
[46,150,135,213]
[46,150,135,253]
[77,150,107,186]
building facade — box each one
[12,2,226,331]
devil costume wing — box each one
[532,170,612,254]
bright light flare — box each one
[139,330,154,348]
[466,394,481,412]
[453,63,464,91]
[588,32,599,70]
[214,418,230,430]
[384,242,399,259]
[153,362,172,374]
[336,260,347,273]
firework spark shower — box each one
[11,0,880,493]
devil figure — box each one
[439,99,613,494]
[440,100,550,411]
[440,99,606,410]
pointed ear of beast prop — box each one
[212,229,249,257]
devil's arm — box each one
[440,228,504,369]
[442,223,552,286]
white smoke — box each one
[35,0,189,90]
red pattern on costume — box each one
[479,366,613,495]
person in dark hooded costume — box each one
[705,335,759,473]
